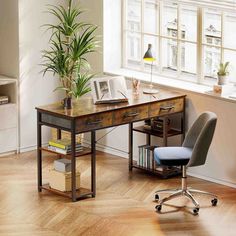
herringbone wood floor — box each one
[0,150,236,236]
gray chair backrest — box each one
[182,112,217,167]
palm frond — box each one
[41,1,98,98]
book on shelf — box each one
[138,145,158,169]
[0,96,9,105]
[143,124,151,131]
[54,159,72,172]
[49,138,81,150]
[48,145,83,155]
[138,144,149,166]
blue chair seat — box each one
[154,147,192,166]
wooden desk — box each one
[36,89,186,202]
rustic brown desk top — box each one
[36,89,186,119]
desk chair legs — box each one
[155,166,218,215]
[188,189,218,199]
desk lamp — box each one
[143,44,159,94]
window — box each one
[123,0,236,84]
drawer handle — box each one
[124,112,140,118]
[86,119,103,125]
[160,105,175,111]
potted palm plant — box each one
[42,0,98,108]
[217,62,230,85]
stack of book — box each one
[49,159,80,192]
[137,145,158,170]
[0,96,9,105]
[48,138,83,155]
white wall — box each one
[79,0,104,74]
[15,0,236,187]
[185,92,236,187]
[18,0,64,150]
[94,83,236,188]
[79,0,236,188]
[0,0,19,78]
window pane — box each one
[143,35,159,72]
[203,9,222,46]
[181,42,197,75]
[180,5,197,41]
[162,2,178,38]
[127,0,141,31]
[162,38,178,77]
[126,32,142,69]
[203,45,221,79]
[144,0,159,34]
[225,13,236,49]
[224,50,236,82]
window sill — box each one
[104,68,236,104]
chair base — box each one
[155,166,218,215]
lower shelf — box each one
[40,146,92,157]
[40,184,93,200]
[132,163,181,178]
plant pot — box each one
[217,75,228,85]
[62,97,72,109]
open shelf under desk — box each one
[40,184,93,200]
[40,146,92,158]
[132,162,181,179]
[133,126,182,138]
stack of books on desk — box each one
[48,138,83,155]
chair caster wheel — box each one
[155,205,162,212]
[155,194,159,202]
[193,207,199,215]
[211,198,218,206]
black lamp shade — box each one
[143,44,155,61]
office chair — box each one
[154,112,217,215]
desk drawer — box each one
[113,105,149,125]
[149,98,184,117]
[76,112,113,132]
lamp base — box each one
[143,88,159,95]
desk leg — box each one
[91,131,96,197]
[57,128,62,139]
[163,117,168,147]
[129,123,133,171]
[181,109,186,144]
[37,111,42,192]
[71,121,77,202]
[146,134,151,146]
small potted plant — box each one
[217,62,230,85]
[42,0,99,109]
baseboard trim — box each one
[83,141,128,159]
[19,143,48,153]
[18,142,236,189]
[86,142,236,189]
[187,171,236,189]
[0,151,16,157]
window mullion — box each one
[158,0,163,74]
[197,7,203,84]
[141,0,144,71]
[122,0,127,68]
[177,3,181,78]
[221,11,225,62]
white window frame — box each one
[122,0,236,85]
